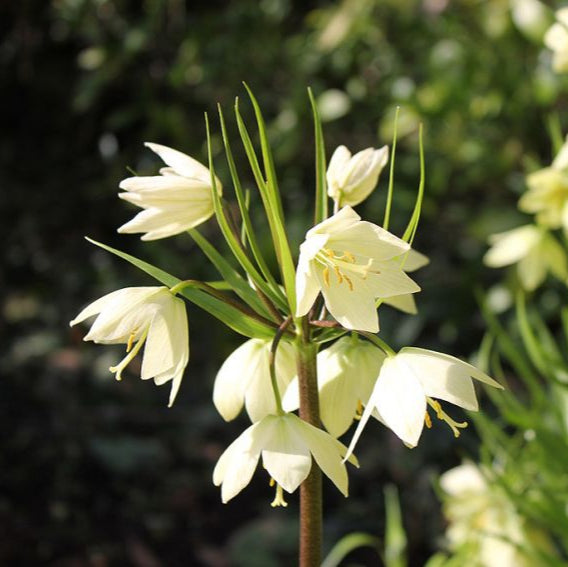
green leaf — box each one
[383,106,400,231]
[321,533,380,567]
[85,237,277,339]
[235,93,297,313]
[384,484,407,567]
[308,87,328,224]
[402,123,425,245]
[204,112,287,312]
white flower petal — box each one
[145,142,212,183]
[382,293,417,314]
[484,225,541,267]
[373,357,427,447]
[261,416,312,493]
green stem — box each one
[295,318,322,567]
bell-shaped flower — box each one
[382,248,429,314]
[484,224,567,291]
[213,412,358,503]
[346,348,503,452]
[213,338,296,423]
[519,137,568,231]
[70,286,189,406]
[117,142,222,240]
[295,206,420,332]
[326,144,389,207]
[284,336,386,438]
[545,8,568,73]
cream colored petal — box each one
[213,422,265,503]
[82,288,162,342]
[145,142,212,184]
[306,206,361,238]
[213,339,263,421]
[484,225,540,267]
[517,247,547,291]
[295,254,323,318]
[281,377,299,412]
[319,270,379,332]
[364,262,421,298]
[119,175,209,196]
[396,248,429,272]
[373,357,427,447]
[295,416,350,496]
[400,348,503,390]
[544,233,568,281]
[396,350,478,411]
[326,145,352,200]
[340,146,389,206]
[329,221,410,261]
[440,462,486,496]
[382,293,417,314]
[261,415,312,493]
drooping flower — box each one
[382,248,429,314]
[544,8,568,73]
[70,286,189,406]
[519,137,568,231]
[117,142,222,240]
[484,224,567,291]
[326,144,389,207]
[213,412,358,504]
[441,462,556,567]
[346,348,503,452]
[283,335,385,438]
[295,206,420,332]
[213,338,296,423]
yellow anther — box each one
[270,483,288,508]
[427,397,468,438]
[333,265,343,284]
[424,411,432,429]
[269,477,275,487]
[324,249,335,258]
[126,331,137,353]
[323,267,330,287]
[355,400,363,420]
[343,251,355,263]
[343,275,354,291]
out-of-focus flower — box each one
[70,286,189,406]
[326,144,389,207]
[213,413,358,504]
[346,348,502,452]
[213,338,296,423]
[441,462,555,567]
[519,137,568,230]
[118,142,221,240]
[544,8,568,73]
[284,335,385,438]
[484,224,567,291]
[295,206,420,332]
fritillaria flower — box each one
[484,224,567,291]
[295,206,420,332]
[545,8,568,73]
[118,142,222,240]
[213,412,358,504]
[70,286,189,406]
[346,348,502,452]
[213,338,296,423]
[326,144,389,207]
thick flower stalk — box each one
[213,338,296,422]
[346,348,503,452]
[326,144,389,208]
[284,335,386,438]
[70,286,189,406]
[295,206,420,332]
[213,413,358,505]
[484,224,567,291]
[118,142,221,240]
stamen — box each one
[354,399,363,420]
[333,265,343,284]
[109,326,149,381]
[427,398,468,438]
[315,247,373,292]
[270,482,288,508]
[343,275,354,291]
[424,411,432,429]
[323,267,330,287]
[126,330,138,353]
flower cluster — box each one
[70,95,500,514]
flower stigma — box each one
[269,478,288,508]
[315,248,375,291]
[109,326,149,381]
[427,398,468,438]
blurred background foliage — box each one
[2,0,566,565]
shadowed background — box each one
[1,1,563,565]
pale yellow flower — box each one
[544,8,568,73]
[70,286,189,406]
